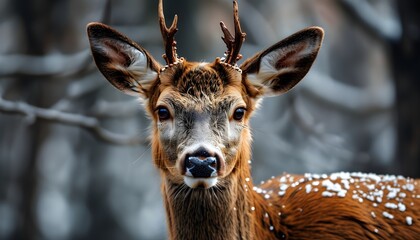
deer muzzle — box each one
[185,156,217,178]
[181,146,224,188]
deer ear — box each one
[87,22,161,97]
[241,27,324,97]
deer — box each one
[87,0,420,239]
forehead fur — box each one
[170,62,240,98]
[177,66,221,97]
[160,60,242,96]
[147,59,256,115]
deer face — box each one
[87,0,323,189]
[150,60,256,188]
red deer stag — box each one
[87,0,419,239]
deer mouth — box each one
[184,176,218,189]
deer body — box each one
[87,0,419,239]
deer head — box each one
[87,0,323,189]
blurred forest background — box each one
[0,0,419,239]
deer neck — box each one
[161,157,258,239]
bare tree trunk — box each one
[392,0,420,177]
[12,0,60,238]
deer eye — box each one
[233,107,246,121]
[157,107,171,121]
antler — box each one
[158,0,179,65]
[220,0,246,65]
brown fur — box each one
[149,62,420,240]
[257,174,420,239]
[87,18,419,239]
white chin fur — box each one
[184,176,218,189]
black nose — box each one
[184,148,217,178]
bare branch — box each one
[0,97,147,145]
[339,0,401,42]
[65,75,104,99]
[51,74,106,112]
[302,71,393,114]
[92,99,141,118]
[0,0,115,79]
[233,0,275,46]
[0,49,94,78]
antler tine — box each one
[220,0,246,65]
[158,0,179,65]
